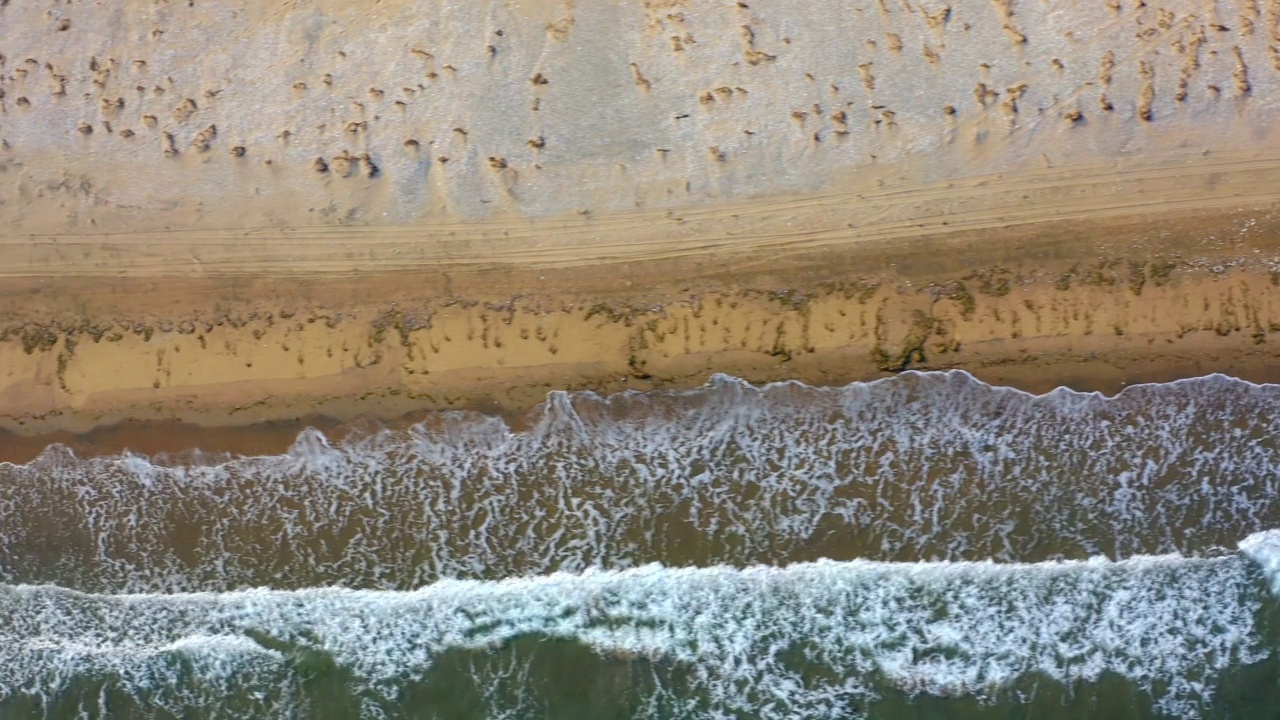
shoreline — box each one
[3,159,1280,462]
[4,0,1280,461]
[6,352,1280,466]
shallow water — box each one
[4,371,1280,718]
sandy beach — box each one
[2,0,1280,457]
[11,4,1280,716]
[4,182,1280,462]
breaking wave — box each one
[3,533,1280,719]
[3,371,1280,592]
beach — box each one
[5,0,1280,716]
[1,0,1280,454]
[4,162,1280,459]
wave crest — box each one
[2,544,1274,719]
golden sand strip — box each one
[2,152,1280,447]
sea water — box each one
[3,371,1280,718]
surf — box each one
[4,532,1280,719]
[4,371,1280,592]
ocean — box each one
[3,371,1280,719]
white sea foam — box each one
[3,371,1280,592]
[1240,529,1280,595]
[0,544,1273,719]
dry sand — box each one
[2,0,1280,456]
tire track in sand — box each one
[0,149,1277,277]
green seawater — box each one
[7,632,1280,719]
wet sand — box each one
[3,0,1280,458]
[4,187,1280,463]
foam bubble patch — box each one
[0,550,1270,719]
[3,371,1280,592]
